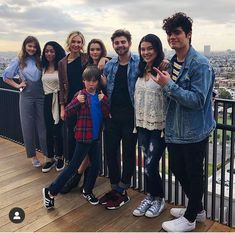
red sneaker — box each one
[99,190,118,205]
[105,191,130,210]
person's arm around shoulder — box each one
[97,57,110,70]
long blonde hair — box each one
[18,36,41,69]
[65,31,85,53]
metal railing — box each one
[0,85,234,227]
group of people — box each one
[3,12,215,232]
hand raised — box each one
[151,67,170,86]
[77,91,86,103]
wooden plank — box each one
[121,205,173,232]
[208,221,234,232]
[71,189,142,232]
[37,179,113,232]
[0,137,234,232]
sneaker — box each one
[170,208,206,222]
[32,159,41,168]
[99,190,118,205]
[42,188,54,209]
[145,198,165,218]
[42,160,55,173]
[133,195,153,216]
[60,173,81,194]
[105,191,130,210]
[82,189,99,205]
[56,158,65,171]
[162,216,196,232]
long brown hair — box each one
[18,36,41,69]
[87,38,107,64]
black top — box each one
[111,64,134,121]
[67,56,83,103]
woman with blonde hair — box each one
[59,31,88,163]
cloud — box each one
[0,0,235,51]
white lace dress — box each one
[134,74,166,131]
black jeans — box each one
[138,127,166,197]
[167,137,208,222]
[49,140,100,195]
[44,93,63,158]
[105,118,137,189]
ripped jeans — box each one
[138,127,166,197]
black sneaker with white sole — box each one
[82,189,99,205]
[42,160,55,173]
[42,188,54,209]
[56,158,65,171]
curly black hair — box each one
[162,12,193,35]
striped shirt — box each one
[172,59,183,82]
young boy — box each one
[42,65,110,209]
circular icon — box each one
[9,207,25,224]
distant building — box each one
[204,45,211,57]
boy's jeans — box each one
[49,140,99,195]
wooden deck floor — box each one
[0,137,234,232]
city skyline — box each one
[1,0,235,53]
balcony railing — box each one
[0,81,234,227]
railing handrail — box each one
[0,85,234,227]
[0,87,19,93]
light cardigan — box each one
[42,70,60,124]
[134,74,166,131]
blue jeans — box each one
[138,127,166,197]
[49,140,100,195]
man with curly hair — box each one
[152,12,215,231]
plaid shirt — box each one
[65,89,110,143]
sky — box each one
[0,0,235,54]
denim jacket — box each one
[163,46,216,143]
[103,53,139,106]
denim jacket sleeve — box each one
[163,59,214,110]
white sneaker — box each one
[162,216,196,232]
[170,208,206,222]
[145,198,165,218]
